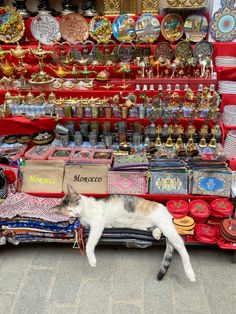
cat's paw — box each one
[186,269,196,282]
[88,255,97,267]
[152,228,162,240]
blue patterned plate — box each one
[135,14,160,43]
[112,14,136,42]
[210,0,236,42]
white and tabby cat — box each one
[56,185,195,282]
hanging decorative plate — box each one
[184,14,208,43]
[161,13,184,43]
[89,16,112,43]
[135,14,160,43]
[31,15,61,45]
[60,13,89,44]
[210,0,236,42]
[112,14,136,42]
[175,40,193,60]
[155,42,174,60]
[0,6,25,43]
[193,40,214,59]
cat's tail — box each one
[157,239,174,281]
[148,205,196,282]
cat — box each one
[56,184,196,282]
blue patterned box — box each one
[149,171,188,195]
[191,170,232,197]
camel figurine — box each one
[149,55,163,77]
[166,58,184,78]
[198,54,214,78]
[114,62,132,80]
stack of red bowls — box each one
[210,199,234,218]
[166,200,189,219]
[194,223,218,244]
[189,200,211,223]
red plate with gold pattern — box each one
[59,13,89,44]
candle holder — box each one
[37,0,53,15]
[81,0,98,17]
[60,0,77,16]
[14,0,31,18]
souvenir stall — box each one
[1,0,236,255]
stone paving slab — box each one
[0,244,235,314]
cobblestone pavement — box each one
[0,243,236,314]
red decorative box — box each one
[210,198,234,218]
[194,223,218,244]
[189,200,211,223]
[166,200,189,219]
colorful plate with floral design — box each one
[112,14,136,42]
[161,13,184,43]
[60,13,89,44]
[89,16,112,43]
[210,0,236,42]
[135,14,160,43]
[31,15,61,45]
[0,6,25,43]
[184,14,208,42]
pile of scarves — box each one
[0,193,81,248]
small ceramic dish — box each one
[3,134,17,144]
[17,134,31,144]
[70,148,93,162]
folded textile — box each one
[0,193,68,222]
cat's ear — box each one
[67,184,79,195]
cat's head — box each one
[55,184,81,217]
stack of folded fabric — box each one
[166,200,189,218]
[173,216,195,235]
[210,198,234,219]
[0,193,80,246]
[194,223,219,244]
[219,218,236,243]
[189,200,211,223]
[83,228,165,248]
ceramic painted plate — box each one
[89,16,112,43]
[193,40,214,59]
[210,0,236,42]
[0,6,25,43]
[135,14,160,43]
[60,13,89,44]
[175,40,193,60]
[155,42,174,60]
[184,14,208,42]
[31,15,61,45]
[161,13,184,43]
[112,14,136,42]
